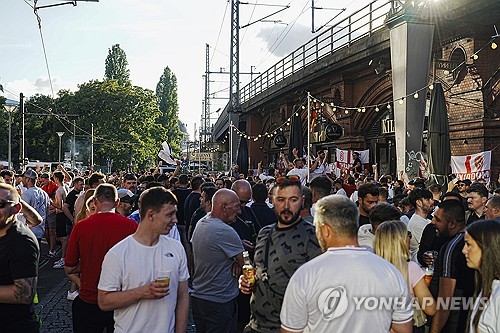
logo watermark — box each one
[317,286,489,320]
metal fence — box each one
[240,0,396,104]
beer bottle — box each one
[242,251,255,285]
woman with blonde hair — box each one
[374,220,436,330]
[74,189,96,223]
[463,219,500,332]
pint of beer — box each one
[155,271,171,287]
[423,267,433,286]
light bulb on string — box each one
[472,54,478,60]
[429,84,434,90]
[357,108,361,112]
[361,108,366,113]
[280,128,283,131]
[321,103,324,107]
[387,104,392,109]
[330,103,334,107]
[295,112,299,116]
[301,105,306,109]
[443,70,450,75]
[399,98,404,105]
[333,107,337,112]
[375,106,380,112]
[286,122,290,126]
[413,92,419,99]
[344,109,349,114]
[492,42,498,50]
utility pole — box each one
[72,120,76,169]
[203,43,211,145]
[20,93,25,168]
[90,123,94,169]
[229,0,241,169]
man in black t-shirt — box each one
[430,200,474,333]
[0,183,40,333]
[357,183,380,227]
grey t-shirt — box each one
[249,219,322,332]
[21,186,49,239]
[191,214,244,303]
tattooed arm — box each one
[0,277,37,304]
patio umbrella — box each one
[236,136,249,177]
[427,82,451,189]
[288,107,304,159]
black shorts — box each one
[55,213,68,238]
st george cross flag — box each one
[335,149,369,176]
[450,150,491,183]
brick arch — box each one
[351,75,393,133]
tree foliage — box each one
[104,44,130,86]
[156,67,183,155]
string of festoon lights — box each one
[207,26,498,152]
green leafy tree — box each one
[155,67,183,155]
[104,44,130,86]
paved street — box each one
[35,241,197,332]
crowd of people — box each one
[0,153,500,333]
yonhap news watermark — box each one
[318,286,487,321]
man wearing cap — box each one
[0,183,41,333]
[116,189,136,217]
[21,169,49,248]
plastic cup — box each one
[423,267,433,287]
[155,271,171,287]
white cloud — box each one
[4,76,77,99]
[256,23,312,58]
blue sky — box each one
[1,0,363,140]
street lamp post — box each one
[4,101,19,170]
[56,132,65,163]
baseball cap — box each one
[117,189,137,203]
[23,169,38,179]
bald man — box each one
[191,189,245,333]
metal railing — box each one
[240,0,395,104]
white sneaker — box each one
[67,290,79,301]
[53,258,65,269]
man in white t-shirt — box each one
[408,188,434,262]
[280,195,413,333]
[98,186,189,333]
[286,158,309,186]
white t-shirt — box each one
[280,247,413,333]
[357,224,375,251]
[335,188,347,196]
[470,279,500,333]
[408,213,431,262]
[98,235,189,333]
[287,168,309,186]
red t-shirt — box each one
[65,212,138,304]
[343,183,357,198]
[42,181,58,199]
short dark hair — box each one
[438,200,465,225]
[169,177,178,185]
[302,186,312,209]
[252,183,268,203]
[123,173,137,182]
[408,188,432,207]
[369,203,402,227]
[94,183,118,204]
[139,186,178,220]
[53,171,64,183]
[73,176,84,184]
[309,176,332,198]
[467,183,489,198]
[202,186,217,203]
[276,178,302,194]
[191,176,204,191]
[0,170,14,178]
[378,187,388,201]
[358,183,380,200]
[428,184,442,194]
[442,191,462,201]
[178,174,189,185]
[88,172,105,188]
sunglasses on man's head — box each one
[0,200,16,209]
[276,175,301,184]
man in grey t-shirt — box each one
[191,189,244,333]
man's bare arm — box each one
[0,277,37,304]
[20,199,43,227]
[430,277,457,333]
[175,281,189,333]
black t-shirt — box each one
[0,220,40,332]
[417,223,449,267]
[172,188,192,226]
[430,231,475,333]
[231,206,262,248]
[358,214,370,227]
[184,192,201,229]
[65,189,79,215]
[353,157,362,173]
[189,207,207,240]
